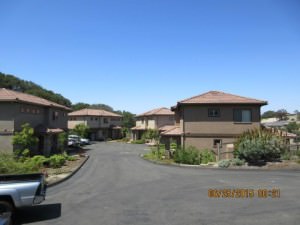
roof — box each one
[131,126,146,131]
[177,91,267,105]
[68,108,122,117]
[0,88,71,110]
[136,107,174,117]
[161,126,181,136]
[159,125,177,131]
[262,120,289,128]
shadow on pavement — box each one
[14,203,61,224]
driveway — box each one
[17,142,300,225]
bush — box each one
[49,154,66,168]
[131,140,145,144]
[27,155,50,167]
[170,142,177,150]
[201,149,216,164]
[0,153,39,174]
[230,158,245,166]
[143,147,166,160]
[218,160,231,168]
[235,129,283,163]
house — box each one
[164,91,267,157]
[131,107,175,140]
[68,108,123,140]
[0,88,71,155]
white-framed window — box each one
[208,108,220,117]
[234,109,252,122]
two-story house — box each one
[163,91,267,156]
[0,88,71,156]
[131,107,175,140]
[68,108,123,140]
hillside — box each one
[0,72,72,107]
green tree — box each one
[12,123,39,155]
[72,102,90,111]
[261,110,276,119]
[286,122,299,133]
[0,72,72,107]
[121,111,135,129]
[73,124,90,138]
[58,132,67,153]
[275,109,288,121]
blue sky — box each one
[0,0,300,114]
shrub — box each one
[201,149,216,164]
[0,153,39,174]
[230,158,245,166]
[218,160,231,168]
[27,155,49,167]
[49,154,66,168]
[174,146,200,165]
[170,142,177,150]
[131,140,145,144]
[235,129,283,163]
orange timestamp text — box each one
[208,188,280,198]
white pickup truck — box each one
[0,173,47,224]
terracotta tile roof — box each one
[177,91,267,105]
[131,126,146,131]
[161,126,181,136]
[68,108,122,117]
[0,88,71,110]
[159,125,177,131]
[136,107,174,117]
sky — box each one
[0,0,300,114]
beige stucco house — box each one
[162,91,267,156]
[68,108,123,140]
[0,88,70,155]
[131,107,175,140]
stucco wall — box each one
[0,135,13,153]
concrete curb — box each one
[47,155,90,188]
[140,154,300,172]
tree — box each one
[58,132,67,153]
[73,124,90,138]
[286,122,299,133]
[261,110,276,119]
[72,102,90,111]
[12,123,39,155]
[295,110,300,121]
[275,109,288,121]
[0,72,72,107]
[121,111,135,129]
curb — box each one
[47,155,90,188]
[140,154,300,172]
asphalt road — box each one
[16,142,300,225]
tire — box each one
[0,200,14,225]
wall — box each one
[183,105,261,135]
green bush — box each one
[230,158,245,166]
[201,149,216,164]
[131,140,145,144]
[49,154,66,168]
[173,147,215,165]
[218,160,231,168]
[235,129,283,163]
[27,155,50,167]
[170,142,177,150]
[174,146,200,165]
[0,153,39,174]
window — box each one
[21,107,25,113]
[208,108,220,117]
[91,117,94,121]
[213,139,222,148]
[36,109,40,114]
[52,111,59,120]
[26,108,30,113]
[234,109,252,123]
[169,116,174,121]
[103,118,108,124]
[95,117,98,121]
[32,109,36,114]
